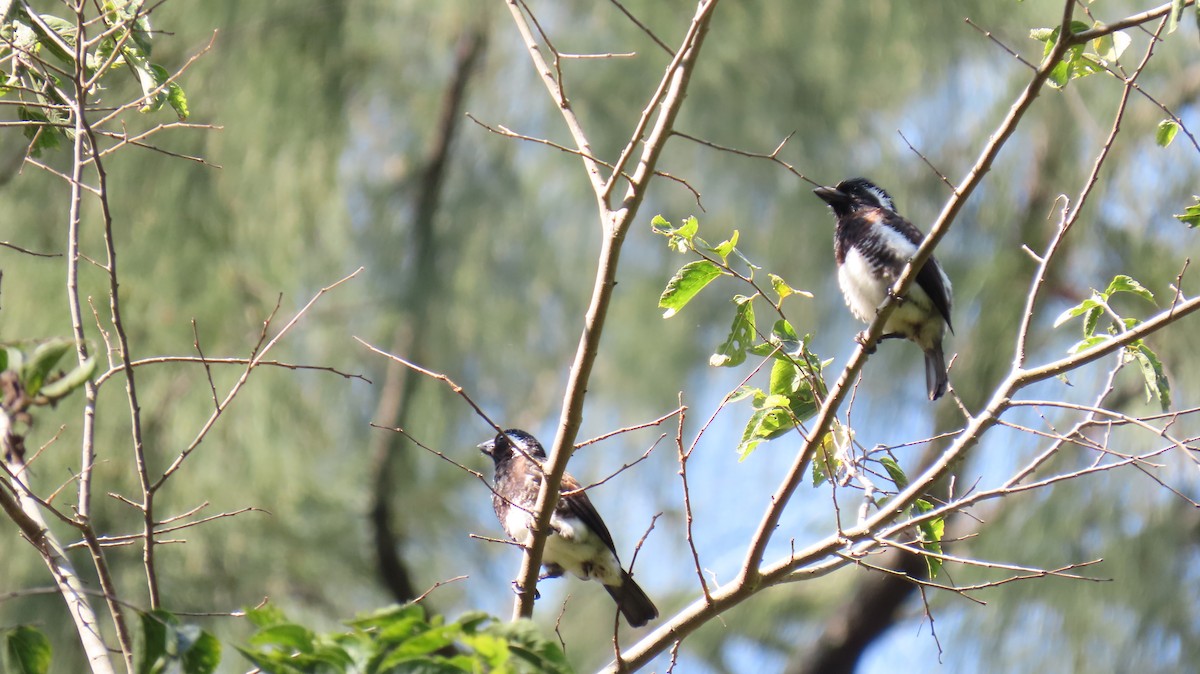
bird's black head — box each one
[813,177,896,217]
[478,428,546,466]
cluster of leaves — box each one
[652,215,948,576]
[2,609,219,674]
[239,603,572,674]
[652,215,826,460]
[1029,14,1195,151]
[1029,20,1125,89]
[0,0,188,156]
[1053,274,1170,411]
[1,338,96,409]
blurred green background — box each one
[2,1,1198,672]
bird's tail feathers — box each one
[604,569,658,628]
[925,343,948,401]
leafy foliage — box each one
[653,216,827,459]
[1053,275,1171,411]
[237,604,572,674]
[0,0,189,156]
[1030,21,1103,88]
[1,338,96,406]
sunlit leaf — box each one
[1104,275,1154,303]
[651,214,699,252]
[1169,0,1185,33]
[880,456,908,490]
[768,319,803,357]
[659,260,723,318]
[1156,120,1180,148]
[37,356,95,402]
[812,420,851,487]
[165,82,189,121]
[21,338,72,397]
[914,499,944,579]
[1068,334,1111,355]
[1130,342,1171,412]
[1091,28,1130,62]
[709,229,739,263]
[710,295,755,367]
[1052,297,1103,328]
[769,273,812,302]
[1082,305,1102,339]
[1173,196,1200,228]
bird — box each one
[478,428,658,628]
[813,177,953,400]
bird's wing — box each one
[557,474,620,556]
[885,212,953,330]
[916,257,954,330]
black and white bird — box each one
[478,429,658,628]
[813,177,953,400]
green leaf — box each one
[1104,275,1155,303]
[1156,120,1180,148]
[26,13,76,65]
[1068,334,1111,355]
[138,63,172,113]
[651,215,699,252]
[736,390,798,461]
[37,356,96,402]
[1091,28,1130,62]
[727,385,760,404]
[21,339,73,397]
[913,499,944,579]
[880,456,908,490]
[710,295,755,367]
[1052,297,1103,328]
[136,610,220,674]
[181,631,221,674]
[246,624,316,653]
[1029,27,1054,41]
[17,106,63,157]
[1169,0,1185,33]
[768,273,811,301]
[244,603,289,629]
[709,229,739,263]
[1036,22,1094,88]
[1173,196,1200,228]
[3,347,23,376]
[6,625,52,674]
[0,347,8,373]
[345,603,426,632]
[138,610,173,674]
[659,260,723,318]
[768,319,802,357]
[167,81,189,120]
[812,420,850,487]
[1082,305,1102,339]
[1130,342,1171,412]
[486,619,571,674]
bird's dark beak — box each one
[477,439,495,457]
[813,185,846,206]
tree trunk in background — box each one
[369,26,488,603]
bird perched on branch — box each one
[813,177,953,400]
[478,428,658,628]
